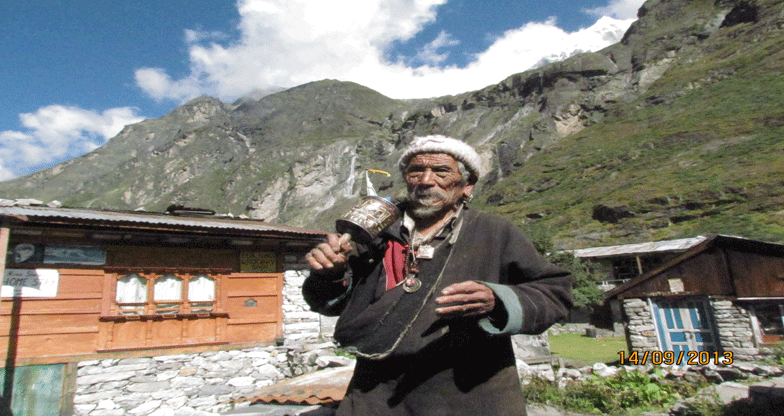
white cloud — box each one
[413,31,460,66]
[135,0,644,102]
[3,0,645,180]
[135,68,202,102]
[0,106,144,181]
[185,29,229,44]
[584,0,644,20]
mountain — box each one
[1,0,782,249]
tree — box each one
[523,223,603,310]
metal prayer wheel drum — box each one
[336,196,401,244]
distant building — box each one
[602,235,784,362]
[571,236,708,291]
[564,236,707,326]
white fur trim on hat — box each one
[397,135,482,180]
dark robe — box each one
[303,205,573,416]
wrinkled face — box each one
[403,153,474,219]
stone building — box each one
[603,235,784,363]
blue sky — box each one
[0,0,644,181]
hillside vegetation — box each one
[476,0,784,247]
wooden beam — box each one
[0,220,9,279]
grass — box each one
[549,333,627,365]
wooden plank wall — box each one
[0,269,103,361]
[1,238,288,363]
[727,250,784,297]
[614,245,784,299]
[107,246,237,270]
[223,273,283,343]
[1,269,285,361]
[615,248,735,298]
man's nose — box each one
[419,169,437,185]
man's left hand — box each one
[435,281,496,318]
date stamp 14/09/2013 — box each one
[618,350,733,366]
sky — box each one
[0,0,646,182]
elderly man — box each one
[303,135,572,416]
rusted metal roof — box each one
[237,366,353,405]
[570,236,708,259]
[0,205,327,237]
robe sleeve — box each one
[302,236,390,317]
[302,265,354,317]
[477,222,573,336]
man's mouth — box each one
[411,190,445,206]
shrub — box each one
[523,368,703,415]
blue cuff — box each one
[477,282,523,335]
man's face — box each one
[403,153,474,219]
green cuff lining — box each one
[477,282,524,335]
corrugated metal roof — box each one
[603,235,784,300]
[237,366,353,405]
[0,205,327,237]
[570,236,708,258]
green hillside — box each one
[477,0,784,247]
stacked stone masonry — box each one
[282,256,330,344]
[712,299,758,361]
[623,298,660,352]
[74,344,344,416]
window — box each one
[116,273,148,315]
[754,304,784,344]
[154,274,182,315]
[188,274,215,313]
[114,272,216,316]
[612,258,640,280]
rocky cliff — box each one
[2,0,782,248]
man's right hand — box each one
[305,233,353,271]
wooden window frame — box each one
[104,268,227,320]
[750,303,784,345]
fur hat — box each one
[397,135,482,182]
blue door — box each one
[652,298,718,354]
[0,364,65,416]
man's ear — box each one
[462,183,475,198]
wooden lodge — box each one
[0,203,326,414]
[603,235,784,361]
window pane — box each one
[116,273,147,315]
[189,274,215,313]
[154,274,182,301]
[154,274,182,315]
[188,275,215,302]
[117,274,147,303]
[670,332,687,343]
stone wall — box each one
[712,299,758,361]
[74,343,342,416]
[623,298,660,352]
[281,254,334,344]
